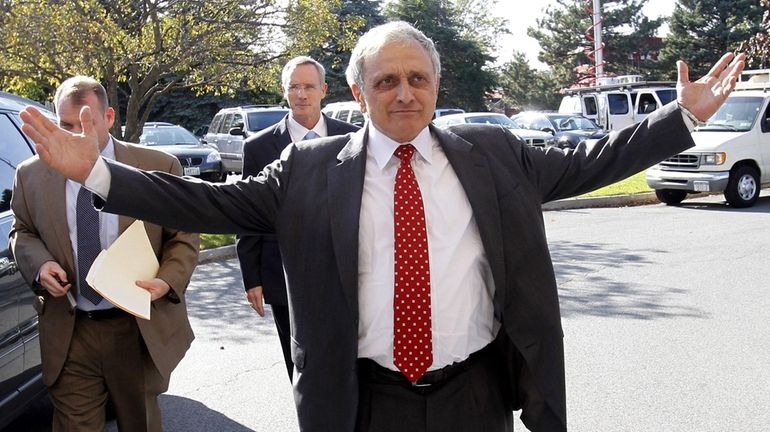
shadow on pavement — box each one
[677,194,770,213]
[550,240,708,320]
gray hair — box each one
[281,56,326,87]
[53,75,109,114]
[345,21,441,90]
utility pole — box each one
[593,0,603,79]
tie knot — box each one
[303,130,319,140]
[394,144,415,164]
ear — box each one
[321,82,328,99]
[105,106,115,129]
[351,84,367,114]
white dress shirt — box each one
[357,123,497,371]
[287,112,327,143]
[68,137,119,311]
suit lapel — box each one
[327,129,367,322]
[433,126,507,316]
[271,116,293,156]
[113,140,138,234]
[45,168,75,273]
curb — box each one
[197,193,665,263]
[542,192,660,211]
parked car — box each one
[0,92,49,429]
[203,106,289,174]
[322,101,366,127]
[432,112,555,148]
[136,122,225,182]
[433,107,465,119]
[510,112,608,149]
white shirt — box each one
[357,123,497,371]
[68,137,119,311]
[287,112,327,143]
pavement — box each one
[196,191,670,263]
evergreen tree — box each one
[497,52,562,112]
[529,0,663,89]
[659,0,763,78]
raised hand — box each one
[677,52,746,123]
[20,105,100,184]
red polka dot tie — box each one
[393,144,432,384]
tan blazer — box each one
[9,139,200,386]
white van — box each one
[559,76,676,131]
[322,101,366,127]
[646,70,770,208]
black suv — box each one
[0,92,49,428]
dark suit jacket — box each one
[10,140,200,386]
[98,102,694,432]
[236,114,359,305]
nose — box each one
[396,81,415,104]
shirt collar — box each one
[102,136,116,161]
[287,112,327,140]
[368,123,433,171]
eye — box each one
[375,76,398,89]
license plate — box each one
[693,181,710,192]
[184,167,200,176]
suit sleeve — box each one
[506,102,695,203]
[236,138,265,290]
[155,157,200,298]
[9,167,57,291]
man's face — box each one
[282,63,328,125]
[351,41,439,143]
[57,91,114,151]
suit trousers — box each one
[356,342,513,432]
[271,304,293,381]
[49,312,167,432]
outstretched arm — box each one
[678,52,746,122]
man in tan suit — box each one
[10,76,199,431]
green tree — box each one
[659,0,763,78]
[310,0,387,103]
[385,0,499,110]
[0,0,340,142]
[743,0,770,69]
[496,52,562,112]
[529,0,663,88]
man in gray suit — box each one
[21,22,744,432]
[238,56,359,381]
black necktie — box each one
[76,187,103,304]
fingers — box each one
[79,105,95,138]
[677,60,689,86]
[705,52,734,79]
[246,289,265,317]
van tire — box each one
[724,165,760,208]
[655,189,687,206]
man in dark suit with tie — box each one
[238,56,359,381]
[21,22,744,432]
[11,76,199,431]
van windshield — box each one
[656,89,677,106]
[698,96,763,132]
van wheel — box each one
[655,189,687,206]
[724,165,760,208]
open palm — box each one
[677,52,746,122]
[20,105,100,184]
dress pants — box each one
[49,312,167,432]
[356,343,513,432]
[271,303,294,381]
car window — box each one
[209,114,223,134]
[637,93,658,114]
[349,110,365,126]
[656,89,677,107]
[0,114,35,212]
[231,113,244,129]
[583,97,598,115]
[335,110,349,121]
[608,94,629,115]
[140,127,199,146]
[221,113,234,132]
[246,111,286,132]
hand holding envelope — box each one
[86,220,159,320]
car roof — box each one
[0,91,51,113]
[219,105,287,113]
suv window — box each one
[209,114,223,134]
[222,113,235,132]
[246,111,286,132]
[0,114,34,212]
[349,110,365,126]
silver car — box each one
[432,112,555,147]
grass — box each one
[198,171,651,250]
[579,170,651,197]
[200,233,236,250]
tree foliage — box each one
[496,52,562,111]
[659,0,763,77]
[310,0,387,103]
[384,0,499,110]
[744,0,770,69]
[0,0,341,141]
[528,0,663,88]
